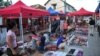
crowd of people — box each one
[5,19,71,56]
[0,16,100,56]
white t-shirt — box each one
[26,40,35,49]
[6,30,17,48]
[43,33,49,43]
[96,20,100,26]
[60,20,64,30]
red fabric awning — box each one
[67,8,94,16]
[0,0,49,18]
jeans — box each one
[37,46,45,52]
[90,25,94,35]
[0,50,3,56]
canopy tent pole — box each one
[19,13,24,50]
[99,8,100,19]
[48,16,51,33]
[73,16,76,23]
[99,0,100,19]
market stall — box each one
[67,20,89,47]
[67,8,94,16]
[0,1,49,55]
[63,20,88,56]
[69,26,88,46]
[0,0,49,41]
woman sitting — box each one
[57,34,67,50]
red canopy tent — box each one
[0,0,49,45]
[0,0,49,18]
[67,8,94,16]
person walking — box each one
[6,21,18,56]
[63,21,68,34]
[0,49,3,56]
[89,18,95,36]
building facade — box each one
[45,0,76,13]
[31,4,46,10]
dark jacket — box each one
[40,36,46,46]
[0,49,3,56]
[89,19,95,25]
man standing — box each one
[6,21,18,56]
[63,20,68,34]
[0,49,3,56]
[89,18,95,36]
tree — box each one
[0,0,4,8]
[0,0,3,2]
[4,0,10,7]
[0,0,11,8]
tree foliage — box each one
[0,0,3,2]
[4,1,10,6]
[0,0,11,7]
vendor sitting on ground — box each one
[44,34,58,51]
[25,36,36,54]
[57,34,67,50]
[36,32,46,53]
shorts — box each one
[7,47,19,56]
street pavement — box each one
[83,28,100,56]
